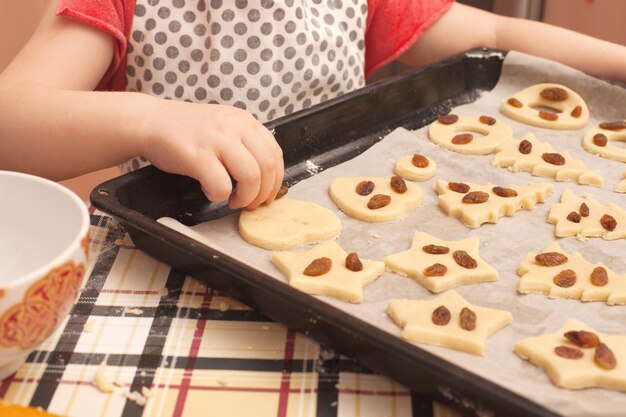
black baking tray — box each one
[91,49,560,417]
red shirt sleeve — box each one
[365,0,453,78]
[56,0,136,91]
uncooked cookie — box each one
[514,320,626,391]
[547,189,626,240]
[384,231,498,293]
[518,242,626,305]
[436,179,553,228]
[493,133,602,187]
[394,153,436,181]
[583,120,626,163]
[428,114,513,154]
[501,83,589,129]
[387,290,512,356]
[239,198,341,250]
[616,171,626,193]
[329,176,423,223]
[271,240,385,303]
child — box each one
[0,0,625,210]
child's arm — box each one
[398,2,626,83]
[0,2,283,210]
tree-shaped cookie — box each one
[384,231,498,293]
[436,179,553,228]
[393,153,436,181]
[329,176,423,222]
[493,133,602,187]
[617,171,626,194]
[428,114,513,154]
[501,83,589,129]
[514,320,626,391]
[272,240,385,303]
[582,120,626,163]
[387,290,512,355]
[518,242,626,305]
[547,189,626,240]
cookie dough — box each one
[393,153,436,181]
[436,179,553,228]
[428,114,513,154]
[547,189,626,240]
[271,240,385,303]
[514,320,626,391]
[582,120,626,163]
[384,231,498,293]
[518,242,626,305]
[616,171,626,193]
[239,198,341,250]
[329,176,423,223]
[387,290,512,356]
[501,83,589,130]
[493,133,603,187]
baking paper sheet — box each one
[160,52,626,417]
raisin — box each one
[600,214,617,231]
[579,203,589,217]
[367,194,391,210]
[448,182,470,193]
[412,154,429,168]
[303,257,332,276]
[535,252,568,266]
[507,97,523,108]
[542,152,566,165]
[390,176,407,194]
[564,330,600,348]
[432,305,451,326]
[570,105,582,118]
[462,191,489,204]
[422,244,450,254]
[540,87,569,101]
[518,139,532,154]
[479,115,496,125]
[345,252,363,272]
[554,346,584,359]
[592,133,608,147]
[424,263,447,277]
[438,114,459,125]
[567,211,581,223]
[553,269,577,288]
[594,343,617,370]
[459,307,476,331]
[492,186,518,198]
[355,180,375,196]
[590,266,608,287]
[539,111,559,121]
[599,121,626,131]
[453,250,478,269]
[276,185,289,199]
[451,133,473,145]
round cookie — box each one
[428,114,513,154]
[501,83,589,130]
[238,198,341,250]
[393,153,436,181]
[582,120,626,163]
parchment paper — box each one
[160,52,626,417]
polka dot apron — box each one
[122,0,367,172]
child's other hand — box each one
[142,101,284,210]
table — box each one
[0,209,458,417]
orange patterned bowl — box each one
[0,171,90,380]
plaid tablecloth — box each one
[0,209,458,417]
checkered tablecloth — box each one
[0,209,458,417]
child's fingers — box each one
[196,154,233,203]
[241,130,282,209]
[220,144,262,209]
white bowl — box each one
[0,171,90,380]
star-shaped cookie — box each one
[518,242,626,305]
[271,240,385,303]
[436,179,553,228]
[547,189,626,240]
[493,133,602,187]
[514,320,626,391]
[387,290,512,355]
[384,231,498,293]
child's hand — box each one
[142,100,284,210]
